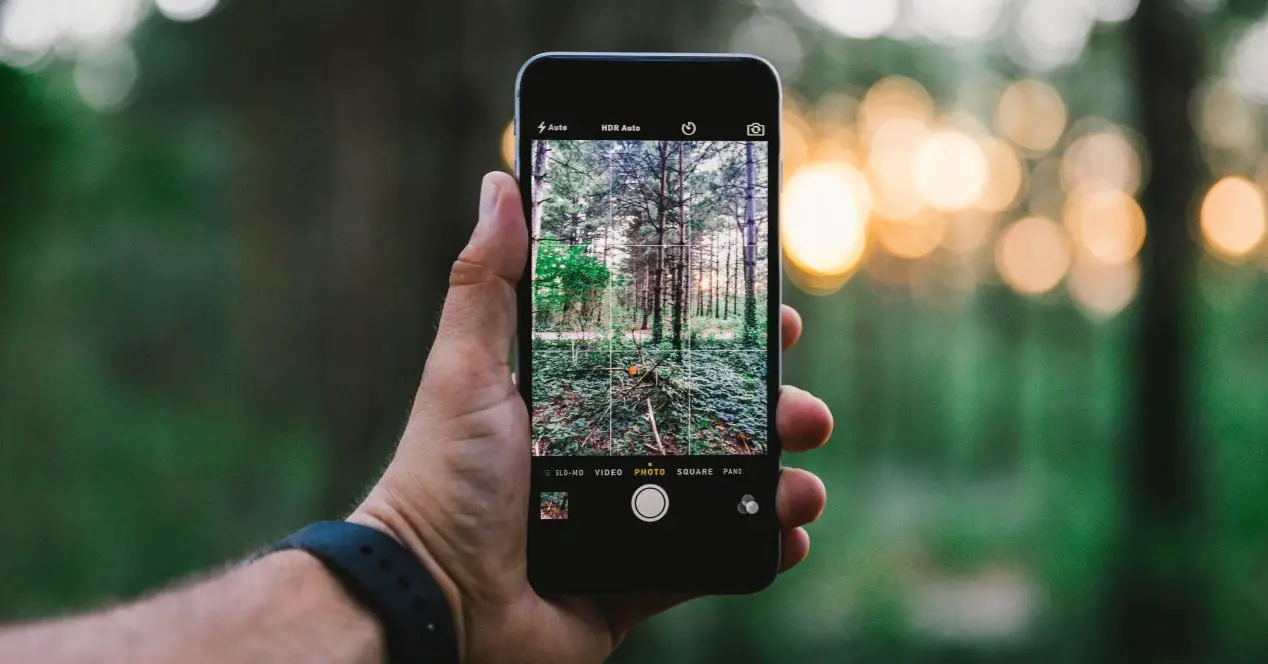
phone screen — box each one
[516,54,781,594]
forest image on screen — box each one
[529,139,769,457]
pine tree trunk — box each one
[671,142,685,351]
[530,141,549,282]
[710,238,717,318]
[530,140,550,327]
[734,229,741,319]
[599,147,615,327]
[699,239,710,318]
[699,261,710,318]
[722,230,731,320]
[641,261,650,330]
[703,243,708,317]
[742,140,757,339]
[715,239,721,318]
[651,140,667,345]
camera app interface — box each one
[528,138,770,459]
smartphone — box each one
[515,52,781,594]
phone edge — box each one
[516,51,785,595]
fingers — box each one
[781,305,802,351]
[778,527,810,572]
[776,467,826,528]
[427,172,527,373]
[775,468,824,573]
[777,385,833,452]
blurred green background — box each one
[2,0,1268,662]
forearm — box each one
[0,550,384,664]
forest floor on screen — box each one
[539,492,568,519]
[527,139,769,456]
[530,347,767,456]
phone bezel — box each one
[514,52,784,595]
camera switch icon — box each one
[746,122,765,137]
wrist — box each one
[265,549,386,663]
[347,499,468,664]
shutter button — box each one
[631,484,668,522]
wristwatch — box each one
[257,520,459,664]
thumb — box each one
[425,171,527,380]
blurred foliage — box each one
[0,1,1267,663]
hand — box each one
[349,171,833,664]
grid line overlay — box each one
[686,240,692,455]
[531,258,766,456]
[607,150,614,455]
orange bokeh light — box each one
[501,119,515,168]
[875,215,947,260]
[996,79,1067,154]
[995,215,1071,295]
[1060,125,1143,195]
[1067,250,1139,319]
[913,128,989,211]
[1064,188,1146,265]
[1200,176,1267,260]
[977,136,1026,212]
[782,161,874,292]
[859,76,935,140]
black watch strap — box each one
[262,521,459,664]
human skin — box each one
[0,171,833,664]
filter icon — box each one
[737,494,759,515]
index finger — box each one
[781,305,802,351]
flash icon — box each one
[537,122,547,133]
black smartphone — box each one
[514,52,781,594]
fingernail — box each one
[480,174,501,219]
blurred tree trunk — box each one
[215,0,737,515]
[1109,1,1210,661]
[0,68,58,297]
